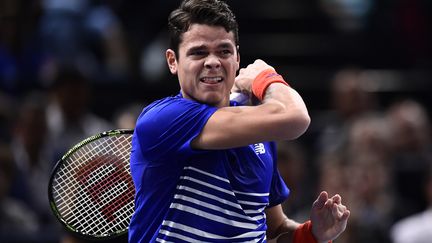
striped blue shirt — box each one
[129,93,289,242]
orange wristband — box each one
[251,69,289,101]
[293,220,332,243]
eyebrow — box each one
[217,42,235,49]
[187,45,207,53]
[187,42,235,52]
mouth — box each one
[200,76,224,84]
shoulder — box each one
[139,96,216,123]
[134,96,217,137]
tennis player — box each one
[129,0,350,242]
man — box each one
[129,0,350,242]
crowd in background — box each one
[1,0,431,242]
[278,68,432,243]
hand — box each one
[310,191,350,243]
[232,59,274,95]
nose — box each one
[204,54,221,69]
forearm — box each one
[273,220,329,243]
[263,83,309,120]
[260,83,311,140]
[266,204,330,243]
[268,217,300,242]
[267,192,349,243]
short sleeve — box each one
[134,97,217,162]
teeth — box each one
[201,77,222,84]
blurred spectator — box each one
[276,141,313,222]
[139,32,169,83]
[316,113,395,243]
[38,0,130,84]
[386,99,432,220]
[0,143,40,238]
[315,153,353,243]
[314,68,379,155]
[0,0,44,93]
[390,166,432,243]
[112,102,144,129]
[346,113,392,161]
[45,67,113,159]
[345,154,393,243]
[9,92,58,229]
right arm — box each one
[192,59,310,150]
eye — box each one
[219,49,233,57]
[189,50,207,57]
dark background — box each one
[1,0,432,242]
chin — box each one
[200,96,223,107]
[201,99,219,107]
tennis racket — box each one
[48,129,135,240]
[48,93,248,240]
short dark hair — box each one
[167,0,239,55]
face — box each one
[166,24,240,107]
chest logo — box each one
[253,143,266,155]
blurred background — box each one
[1,0,431,242]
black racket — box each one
[48,129,135,240]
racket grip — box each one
[230,92,249,105]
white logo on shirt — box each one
[253,143,266,154]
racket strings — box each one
[51,134,134,237]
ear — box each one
[235,46,240,71]
[166,49,178,74]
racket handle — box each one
[230,92,249,105]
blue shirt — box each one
[129,93,289,242]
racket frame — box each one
[48,129,134,240]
